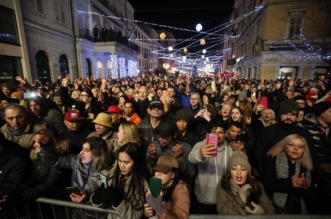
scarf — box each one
[273,152,311,209]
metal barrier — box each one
[0,197,122,219]
[1,197,330,219]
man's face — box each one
[109,113,121,124]
[139,86,148,100]
[94,123,110,136]
[228,125,242,140]
[147,107,163,119]
[5,108,26,130]
[319,108,331,125]
[157,135,173,147]
[190,94,200,107]
[124,103,134,117]
[297,111,305,122]
[167,88,175,98]
[211,127,226,143]
[285,91,293,99]
[64,120,83,131]
[280,113,297,125]
[296,100,305,108]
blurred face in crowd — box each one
[176,119,188,132]
[117,125,126,144]
[4,107,26,130]
[230,165,248,186]
[80,142,94,164]
[280,113,297,125]
[318,107,331,124]
[157,134,173,147]
[139,86,148,100]
[297,110,305,122]
[79,91,91,104]
[261,109,273,122]
[29,100,42,116]
[230,108,242,122]
[148,107,164,119]
[94,123,110,137]
[167,87,175,98]
[124,102,134,117]
[295,99,305,109]
[155,170,173,189]
[190,93,200,108]
[118,152,134,176]
[32,130,50,153]
[285,90,293,99]
[64,119,83,131]
[285,138,305,162]
[210,126,226,144]
[109,113,121,124]
[2,86,10,97]
[221,104,231,118]
[228,125,242,140]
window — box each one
[54,0,65,23]
[287,10,306,40]
[35,0,44,14]
[0,5,19,45]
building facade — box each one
[0,0,162,84]
[223,0,331,80]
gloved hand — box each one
[245,202,265,214]
[92,184,116,206]
[238,184,252,203]
[146,193,163,213]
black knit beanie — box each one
[313,101,331,117]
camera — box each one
[246,189,260,210]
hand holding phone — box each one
[149,177,162,198]
[258,97,268,109]
[207,133,218,157]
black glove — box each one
[92,183,106,205]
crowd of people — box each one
[0,72,330,218]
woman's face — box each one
[261,110,272,122]
[202,95,209,104]
[29,100,42,116]
[32,130,50,152]
[285,138,305,162]
[118,152,134,176]
[155,171,173,189]
[80,142,94,164]
[119,97,125,106]
[230,165,248,186]
[117,125,126,144]
[231,108,242,121]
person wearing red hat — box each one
[305,93,319,108]
[300,99,331,213]
[107,105,126,132]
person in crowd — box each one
[113,121,142,160]
[225,121,245,152]
[251,106,277,136]
[0,104,48,149]
[146,120,196,181]
[80,89,103,120]
[91,142,149,219]
[253,99,314,172]
[261,134,316,214]
[0,132,31,209]
[217,151,275,215]
[293,95,311,115]
[122,99,142,126]
[300,98,331,213]
[28,96,67,135]
[55,137,112,203]
[219,103,232,123]
[87,112,116,156]
[175,108,198,148]
[107,105,126,132]
[62,109,93,154]
[138,100,165,154]
[189,120,232,214]
[135,86,150,119]
[118,95,129,112]
[144,154,190,219]
[166,86,183,113]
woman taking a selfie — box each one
[217,151,274,215]
[143,154,190,219]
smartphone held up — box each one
[207,133,218,157]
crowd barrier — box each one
[0,197,330,219]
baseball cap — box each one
[153,154,178,173]
[64,109,84,121]
[107,105,122,114]
[148,100,164,110]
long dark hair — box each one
[113,142,149,210]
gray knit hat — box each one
[228,151,251,173]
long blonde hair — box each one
[266,134,313,171]
[118,121,142,146]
